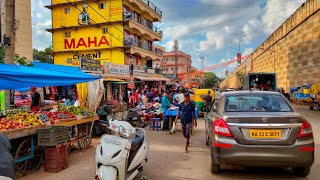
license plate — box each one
[249,129,281,138]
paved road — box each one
[20,106,320,180]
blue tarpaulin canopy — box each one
[290,86,303,94]
[0,63,100,90]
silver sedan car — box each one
[205,91,314,177]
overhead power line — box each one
[83,0,131,39]
[66,0,124,44]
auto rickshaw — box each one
[194,89,214,113]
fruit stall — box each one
[0,62,101,175]
[0,106,98,175]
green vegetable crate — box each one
[37,126,70,146]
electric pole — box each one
[4,0,16,110]
[173,40,179,81]
[5,0,15,64]
[200,56,205,88]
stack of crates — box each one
[37,126,70,173]
[37,126,69,146]
[43,143,68,172]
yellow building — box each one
[123,0,163,69]
[46,0,163,71]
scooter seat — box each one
[130,130,144,151]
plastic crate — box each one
[38,126,69,146]
[44,143,68,173]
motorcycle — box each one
[95,106,149,180]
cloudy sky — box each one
[32,0,306,77]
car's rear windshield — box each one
[225,94,292,112]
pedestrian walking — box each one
[175,93,197,153]
[202,90,212,113]
[161,91,171,130]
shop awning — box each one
[0,63,99,90]
[134,76,170,82]
[134,76,154,81]
[103,78,125,82]
[154,77,170,82]
[110,81,142,84]
[101,74,131,81]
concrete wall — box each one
[220,0,320,92]
[15,0,33,60]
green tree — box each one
[15,54,32,66]
[33,46,53,63]
[0,47,4,64]
[203,72,220,89]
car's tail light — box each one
[298,120,313,138]
[213,118,233,137]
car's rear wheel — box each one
[205,124,209,146]
[211,161,220,174]
[210,156,220,174]
[292,166,311,177]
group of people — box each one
[128,87,163,108]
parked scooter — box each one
[95,106,149,180]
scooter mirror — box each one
[140,122,148,128]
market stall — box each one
[0,63,100,175]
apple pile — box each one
[45,111,76,120]
[0,119,24,131]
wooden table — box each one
[53,116,99,126]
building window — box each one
[98,2,106,9]
[171,67,174,71]
[64,31,71,38]
[64,7,70,14]
[102,27,108,34]
[67,58,72,64]
[170,58,174,62]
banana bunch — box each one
[7,112,43,127]
[4,109,27,116]
[59,105,93,116]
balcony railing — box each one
[124,38,163,56]
[124,12,163,36]
[140,0,162,16]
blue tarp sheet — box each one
[290,86,303,94]
[305,83,318,89]
[0,63,99,90]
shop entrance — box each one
[146,59,152,69]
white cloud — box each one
[243,48,254,56]
[163,40,174,52]
[199,31,225,52]
[262,0,306,34]
[36,13,42,19]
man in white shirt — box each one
[177,90,185,104]
[175,81,180,91]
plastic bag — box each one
[74,100,80,107]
